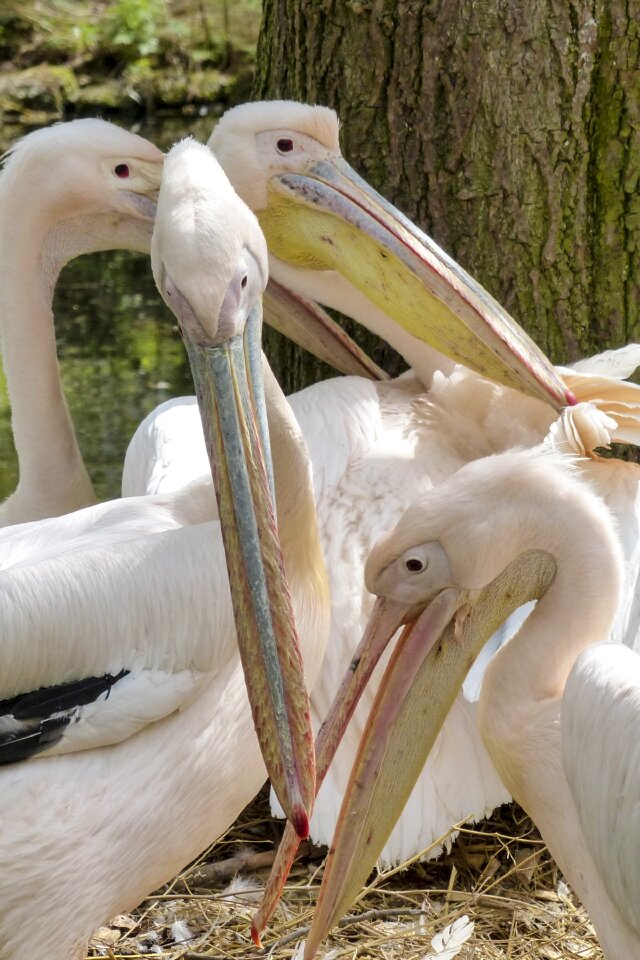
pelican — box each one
[210,102,571,405]
[0,139,326,960]
[305,447,640,960]
[127,102,640,880]
[0,119,164,525]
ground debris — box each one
[85,790,602,960]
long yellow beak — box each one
[183,304,315,838]
[258,158,574,410]
[304,548,557,958]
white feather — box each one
[424,915,474,959]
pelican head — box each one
[151,137,268,342]
[151,138,315,838]
[211,101,573,410]
[1,119,163,249]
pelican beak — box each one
[179,296,315,839]
[264,278,388,381]
[258,159,573,410]
[303,548,557,959]
[117,191,159,223]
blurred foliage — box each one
[0,0,262,70]
[0,0,262,118]
[102,0,171,60]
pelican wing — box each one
[562,643,640,938]
[0,497,237,758]
[564,343,640,379]
[0,669,129,762]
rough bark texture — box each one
[254,0,640,393]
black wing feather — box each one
[0,669,129,765]
[0,716,70,764]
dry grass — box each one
[86,788,602,960]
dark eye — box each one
[241,275,248,288]
[405,557,425,573]
[276,138,294,153]
[114,163,130,178]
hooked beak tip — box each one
[293,805,311,840]
[251,924,263,948]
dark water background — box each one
[0,114,261,503]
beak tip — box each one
[292,805,311,840]
[566,388,578,407]
[251,924,263,948]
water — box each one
[0,112,323,504]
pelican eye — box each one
[241,275,248,288]
[114,163,130,178]
[277,137,294,153]
[405,556,426,573]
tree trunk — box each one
[254,0,640,394]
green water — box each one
[0,246,198,502]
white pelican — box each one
[208,98,640,671]
[210,101,571,406]
[128,102,640,883]
[306,447,640,960]
[0,139,327,959]
[0,119,164,525]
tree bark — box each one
[254,0,640,393]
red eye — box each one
[114,163,130,178]
[276,138,294,153]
